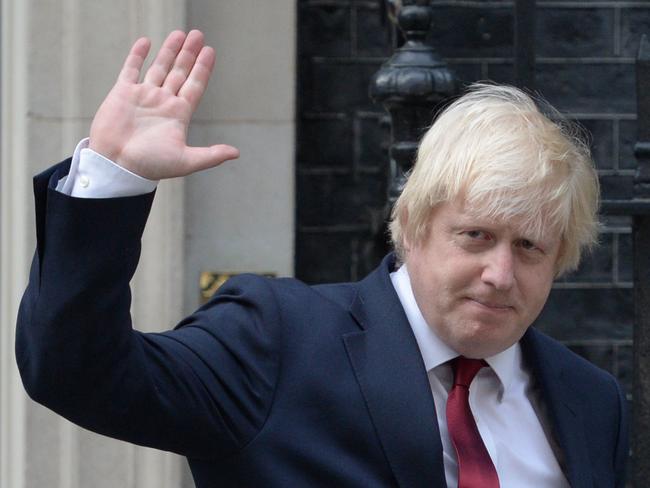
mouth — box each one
[466,297,514,311]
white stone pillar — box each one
[183,0,297,313]
[1,0,187,487]
[1,0,30,487]
[2,0,297,486]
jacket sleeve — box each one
[15,161,281,459]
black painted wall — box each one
[296,1,647,406]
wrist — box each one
[88,139,120,166]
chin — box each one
[451,329,517,359]
[454,343,501,360]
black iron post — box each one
[633,34,650,487]
[370,0,458,210]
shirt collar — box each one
[389,264,520,393]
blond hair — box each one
[390,83,599,276]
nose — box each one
[481,244,515,291]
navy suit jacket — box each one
[17,160,628,487]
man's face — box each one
[404,200,560,359]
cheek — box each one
[407,246,475,308]
[416,260,456,296]
[416,269,464,320]
[434,258,479,293]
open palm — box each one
[89,30,239,180]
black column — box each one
[633,33,650,487]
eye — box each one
[465,230,491,240]
[518,239,539,252]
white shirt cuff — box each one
[56,138,158,198]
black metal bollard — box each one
[369,0,458,213]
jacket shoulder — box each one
[213,273,358,312]
[525,327,621,387]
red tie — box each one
[446,357,500,488]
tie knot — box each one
[451,357,487,387]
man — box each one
[16,30,627,487]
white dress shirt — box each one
[60,141,571,487]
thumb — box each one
[182,144,241,174]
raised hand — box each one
[89,30,240,180]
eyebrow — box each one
[447,219,498,232]
[448,220,557,246]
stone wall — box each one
[297,1,393,282]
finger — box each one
[162,29,205,95]
[181,144,240,174]
[118,37,152,83]
[178,46,215,112]
[143,30,186,86]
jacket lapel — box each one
[343,255,447,488]
[521,329,593,488]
